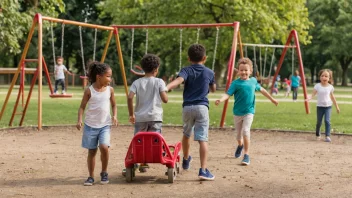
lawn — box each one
[0,85,351,133]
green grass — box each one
[0,85,351,134]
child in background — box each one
[215,58,278,165]
[272,75,280,95]
[127,54,168,172]
[284,78,291,97]
[54,56,72,94]
[77,62,118,186]
[306,69,340,142]
[290,70,301,102]
[167,44,216,181]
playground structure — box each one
[0,13,309,129]
[0,13,129,129]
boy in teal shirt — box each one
[215,58,278,165]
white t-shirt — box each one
[84,85,112,128]
[129,77,167,122]
[54,65,67,80]
[314,83,334,107]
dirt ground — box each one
[0,125,352,198]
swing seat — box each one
[79,76,88,79]
[130,65,145,76]
[49,93,73,98]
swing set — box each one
[0,13,309,130]
[126,24,220,76]
[0,13,129,129]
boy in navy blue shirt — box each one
[167,44,216,181]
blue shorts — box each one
[82,124,111,149]
[134,121,162,135]
[182,105,209,142]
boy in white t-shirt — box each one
[54,56,72,94]
[127,54,168,172]
[306,69,340,142]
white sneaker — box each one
[325,136,331,142]
[62,91,66,95]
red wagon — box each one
[124,132,182,183]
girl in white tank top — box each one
[76,62,118,186]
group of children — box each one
[74,44,340,186]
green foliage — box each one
[98,0,312,84]
[305,0,352,86]
[0,0,65,55]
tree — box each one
[99,0,312,85]
[307,0,352,86]
[0,0,65,68]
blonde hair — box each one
[237,58,253,70]
[294,70,299,76]
[318,69,333,84]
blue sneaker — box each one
[198,168,215,181]
[100,172,109,184]
[234,145,243,158]
[84,177,94,186]
[241,154,250,165]
[182,155,192,170]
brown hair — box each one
[56,56,63,61]
[318,69,333,84]
[237,58,253,70]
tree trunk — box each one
[339,57,351,86]
[310,67,315,85]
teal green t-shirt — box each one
[226,77,261,116]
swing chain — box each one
[245,45,247,58]
[259,46,262,80]
[179,28,183,71]
[93,28,97,61]
[79,26,86,76]
[196,27,201,44]
[268,48,276,79]
[212,27,219,71]
[130,28,135,70]
[292,48,294,75]
[253,46,257,77]
[50,22,56,72]
[145,28,148,55]
[61,23,65,57]
[263,47,268,78]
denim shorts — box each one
[182,105,209,142]
[82,124,111,149]
[134,121,162,135]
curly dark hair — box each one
[88,61,111,83]
[188,44,206,62]
[141,54,160,73]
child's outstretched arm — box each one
[127,92,135,124]
[110,87,118,126]
[166,77,184,91]
[77,88,91,130]
[160,91,168,103]
[65,70,73,75]
[306,89,317,101]
[330,92,340,113]
[260,87,279,106]
[215,94,230,106]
